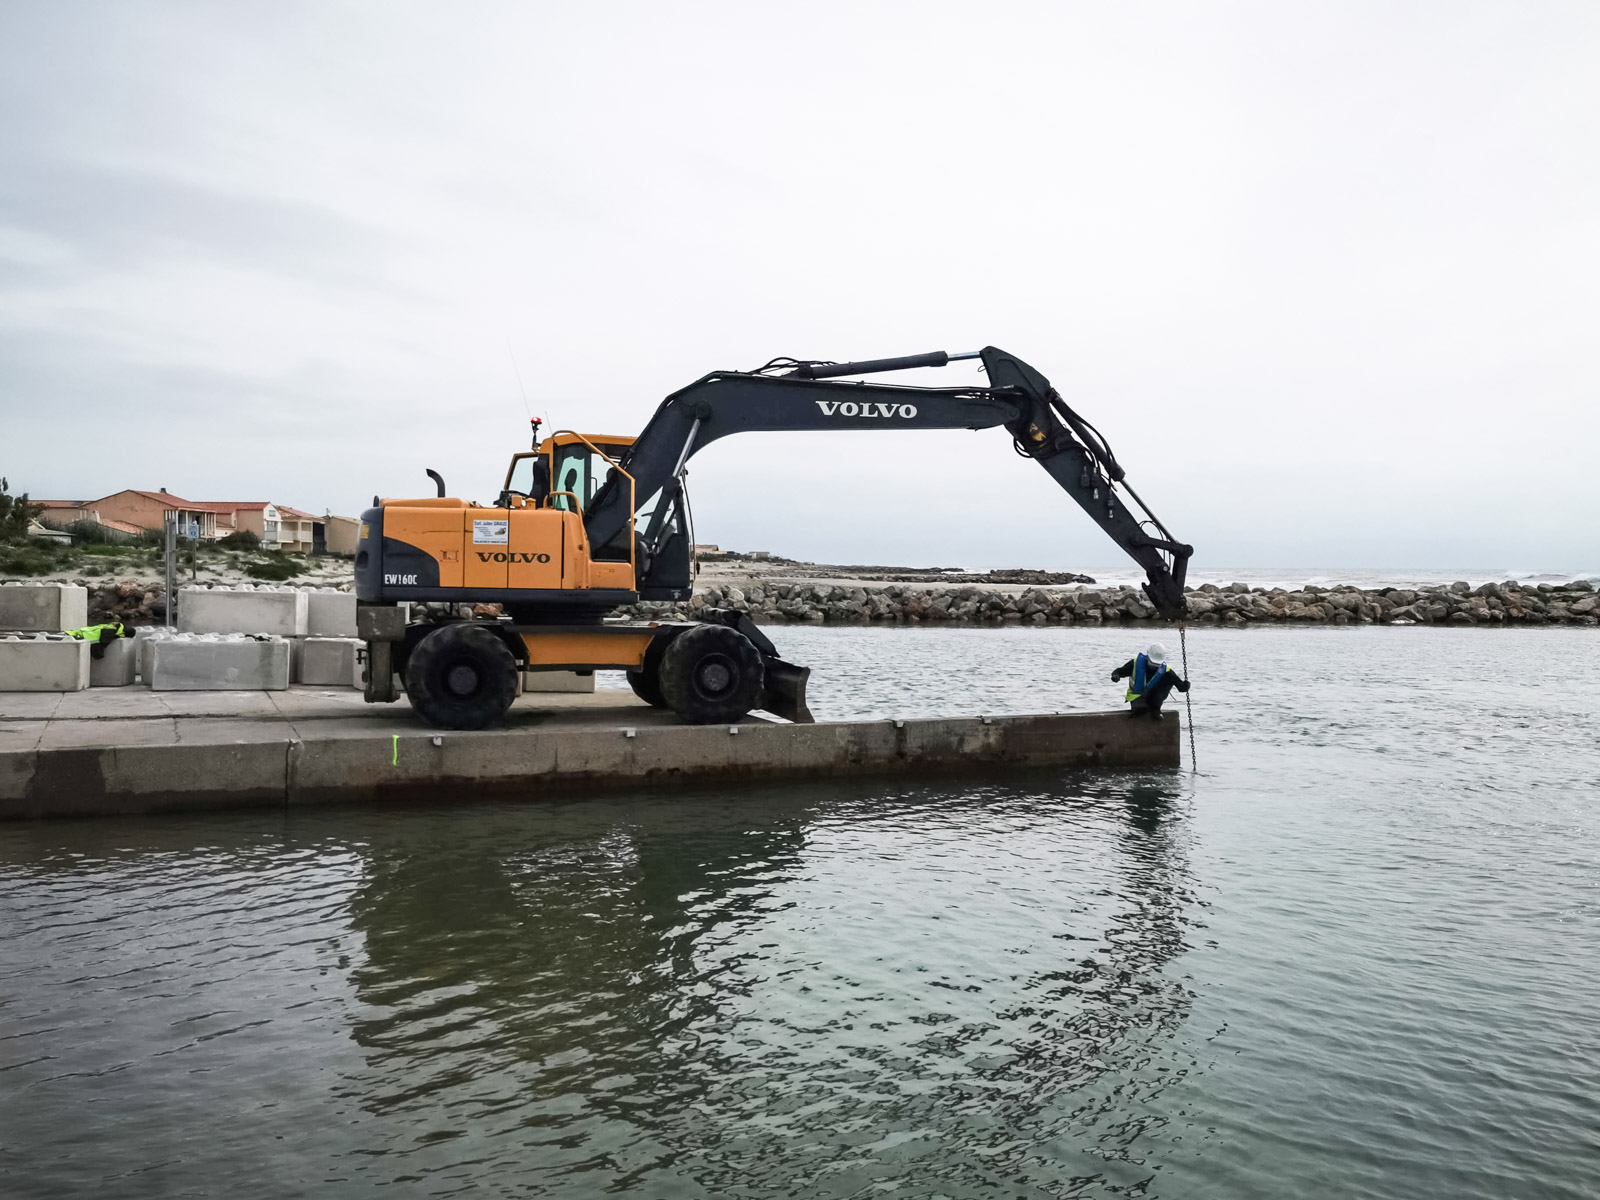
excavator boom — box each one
[585,348,1192,617]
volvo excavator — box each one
[354,347,1192,729]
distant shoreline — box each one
[635,571,1599,628]
[695,552,1599,594]
[3,560,1595,628]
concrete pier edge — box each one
[0,710,1178,820]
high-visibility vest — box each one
[1125,652,1167,702]
[65,622,127,642]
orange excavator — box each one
[354,347,1191,729]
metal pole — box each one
[163,514,176,628]
[1179,622,1196,772]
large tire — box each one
[404,624,519,730]
[626,632,674,708]
[659,624,764,725]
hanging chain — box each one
[1179,621,1197,772]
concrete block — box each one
[149,634,290,691]
[178,586,307,637]
[0,634,90,691]
[133,626,175,683]
[0,584,88,632]
[523,670,596,693]
[306,589,357,637]
[299,637,361,687]
[89,637,139,687]
[0,706,1179,819]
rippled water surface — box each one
[3,627,1598,1198]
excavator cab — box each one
[500,434,694,599]
[506,436,630,513]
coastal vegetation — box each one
[0,535,304,583]
[0,477,41,543]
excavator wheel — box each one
[404,624,519,730]
[626,631,676,708]
[658,623,764,725]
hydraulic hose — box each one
[790,351,962,379]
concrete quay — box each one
[0,688,1178,819]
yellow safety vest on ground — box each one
[65,622,127,642]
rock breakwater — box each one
[87,578,169,625]
[619,578,1600,627]
[27,575,1600,629]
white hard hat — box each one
[1146,643,1167,664]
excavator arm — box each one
[584,348,1192,617]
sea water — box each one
[2,625,1597,1198]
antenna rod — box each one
[509,344,539,448]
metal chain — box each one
[1179,622,1197,772]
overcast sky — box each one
[2,2,1596,571]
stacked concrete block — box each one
[178,585,308,637]
[89,637,139,687]
[134,626,176,683]
[523,670,597,694]
[148,633,291,691]
[0,583,89,632]
[306,589,358,637]
[298,637,362,687]
[0,634,90,691]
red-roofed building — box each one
[205,501,275,545]
[206,501,316,553]
[273,505,319,554]
[204,499,300,553]
[34,489,233,539]
[36,490,348,555]
[34,500,94,520]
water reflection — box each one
[329,774,1197,1196]
[0,772,1196,1197]
[342,797,815,1129]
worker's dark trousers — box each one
[1128,674,1179,716]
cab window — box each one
[551,445,588,512]
[506,455,538,496]
[550,443,627,513]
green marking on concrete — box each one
[392,734,399,766]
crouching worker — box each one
[1111,642,1189,719]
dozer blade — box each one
[761,658,814,724]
